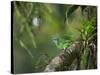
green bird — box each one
[52,36,72,50]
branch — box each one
[44,41,82,72]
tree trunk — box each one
[44,41,82,72]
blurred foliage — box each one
[12,1,97,73]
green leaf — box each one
[66,5,79,18]
[19,40,34,58]
[25,24,37,48]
